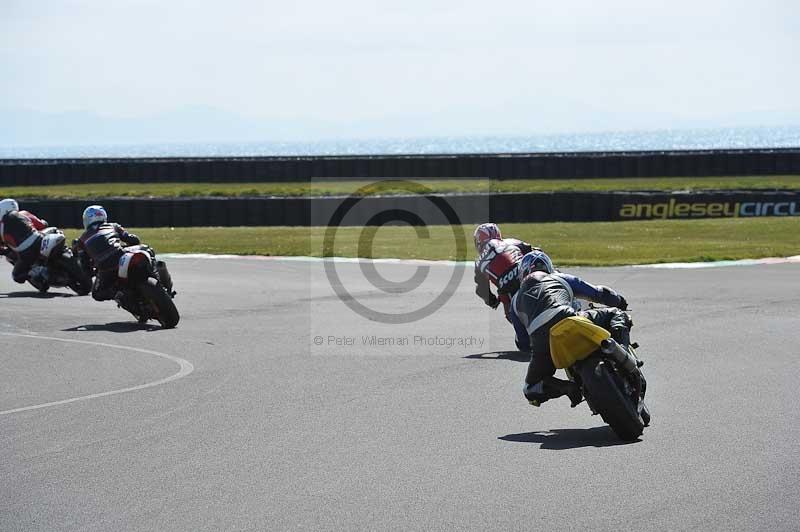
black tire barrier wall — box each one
[2,148,800,185]
[21,190,800,229]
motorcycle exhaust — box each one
[600,338,638,374]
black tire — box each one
[56,255,92,296]
[136,277,180,329]
[579,359,644,441]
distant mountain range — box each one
[0,106,336,146]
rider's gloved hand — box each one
[486,294,500,309]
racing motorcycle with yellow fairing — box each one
[549,315,650,441]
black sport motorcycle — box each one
[108,245,180,329]
[2,228,92,296]
[550,315,650,441]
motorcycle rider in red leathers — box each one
[473,223,536,350]
[0,198,50,288]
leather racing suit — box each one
[474,238,534,311]
[0,210,44,284]
[75,222,141,301]
[474,238,534,349]
[20,210,48,231]
[510,270,631,405]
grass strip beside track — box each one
[62,217,800,266]
[5,175,800,199]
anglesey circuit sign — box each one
[617,198,800,220]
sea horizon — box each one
[2,125,799,159]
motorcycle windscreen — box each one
[549,316,611,369]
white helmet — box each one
[0,198,19,219]
[82,205,108,229]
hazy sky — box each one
[2,0,799,144]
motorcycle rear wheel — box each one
[579,359,644,441]
[136,277,180,329]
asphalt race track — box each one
[2,257,799,531]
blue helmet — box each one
[518,249,554,281]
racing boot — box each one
[91,281,117,302]
[543,376,583,408]
[524,377,583,408]
[523,382,549,407]
[28,265,50,293]
[113,290,127,309]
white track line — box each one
[160,253,800,269]
[0,332,194,416]
[159,253,471,266]
[633,255,800,269]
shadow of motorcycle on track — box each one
[463,351,530,362]
[0,291,77,298]
[61,322,162,333]
[499,426,640,449]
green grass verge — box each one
[62,217,800,266]
[5,175,800,199]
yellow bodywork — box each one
[549,316,611,369]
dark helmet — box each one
[518,249,555,281]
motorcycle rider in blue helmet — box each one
[74,205,143,302]
[510,250,632,407]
